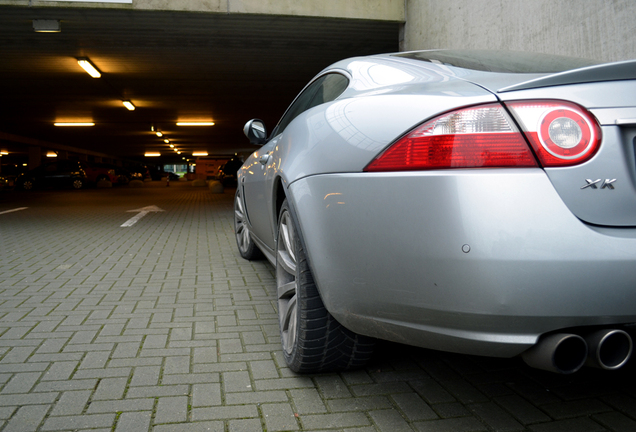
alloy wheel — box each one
[276,209,298,355]
[234,190,251,255]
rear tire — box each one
[276,199,375,373]
[21,179,34,190]
[72,179,84,189]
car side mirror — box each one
[243,119,268,146]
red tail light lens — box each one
[364,103,537,172]
[505,100,601,167]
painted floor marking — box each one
[120,205,164,227]
[0,207,28,215]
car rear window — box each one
[393,50,600,74]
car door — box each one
[242,72,350,250]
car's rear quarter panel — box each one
[288,170,636,357]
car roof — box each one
[327,50,636,94]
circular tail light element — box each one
[506,100,602,167]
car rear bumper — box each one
[287,169,636,357]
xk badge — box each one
[581,179,616,190]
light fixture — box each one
[176,122,215,126]
[122,100,135,111]
[164,139,170,144]
[46,151,58,158]
[192,152,208,156]
[33,19,61,33]
[0,151,8,156]
[54,122,95,126]
[177,151,181,154]
[156,131,163,137]
[145,152,161,157]
[77,58,101,78]
[169,144,174,148]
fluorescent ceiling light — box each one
[176,122,215,126]
[192,152,208,156]
[122,100,135,111]
[77,58,101,78]
[46,151,58,158]
[33,19,61,33]
[145,152,161,157]
[54,122,95,126]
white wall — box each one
[403,0,636,62]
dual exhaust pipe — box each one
[522,329,633,374]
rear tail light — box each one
[506,100,602,167]
[364,103,537,172]
[364,101,602,172]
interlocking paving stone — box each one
[1,183,636,431]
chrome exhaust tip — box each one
[585,329,633,370]
[522,333,587,374]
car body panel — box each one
[286,170,636,357]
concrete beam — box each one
[404,0,636,63]
[3,0,404,22]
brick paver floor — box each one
[0,181,635,431]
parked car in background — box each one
[90,162,131,185]
[235,50,636,375]
[15,159,88,190]
[150,169,180,181]
[83,162,118,185]
[216,156,243,186]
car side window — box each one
[274,73,349,136]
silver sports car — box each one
[234,50,636,374]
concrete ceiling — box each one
[0,5,398,165]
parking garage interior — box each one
[0,4,398,176]
[1,2,636,431]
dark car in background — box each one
[216,156,243,186]
[15,159,88,190]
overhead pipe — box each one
[521,333,587,374]
[585,329,633,370]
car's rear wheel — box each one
[234,188,263,260]
[72,179,84,189]
[277,199,375,373]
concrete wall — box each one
[5,0,404,22]
[403,0,636,62]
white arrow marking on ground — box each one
[0,207,28,215]
[120,205,165,227]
